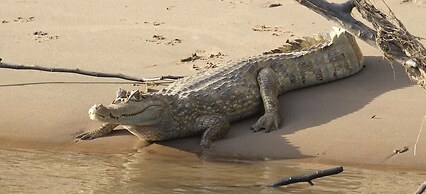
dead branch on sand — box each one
[0,58,184,83]
[296,0,426,90]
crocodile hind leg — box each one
[252,67,281,133]
[195,115,231,150]
[76,123,119,141]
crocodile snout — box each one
[89,104,103,113]
[88,104,107,120]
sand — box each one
[1,0,426,169]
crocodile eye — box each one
[128,90,143,101]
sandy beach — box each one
[1,0,426,169]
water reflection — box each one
[0,148,424,194]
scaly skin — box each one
[76,28,364,149]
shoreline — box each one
[2,139,426,174]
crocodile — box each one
[76,27,364,149]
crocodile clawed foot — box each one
[251,113,280,133]
[75,132,97,141]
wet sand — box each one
[1,0,426,169]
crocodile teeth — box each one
[109,113,119,119]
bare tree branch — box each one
[0,59,184,83]
[354,0,426,88]
[297,0,377,47]
[296,0,426,90]
[0,80,176,87]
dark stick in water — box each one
[269,166,344,187]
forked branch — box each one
[297,0,377,47]
[296,0,426,89]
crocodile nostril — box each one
[95,104,105,110]
[89,104,104,114]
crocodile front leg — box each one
[251,67,281,133]
[195,115,231,150]
[76,123,119,141]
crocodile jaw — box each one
[88,103,163,126]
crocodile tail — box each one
[330,27,364,70]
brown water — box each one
[0,148,425,194]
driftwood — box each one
[269,166,343,187]
[0,59,183,83]
[296,0,426,89]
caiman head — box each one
[88,88,172,126]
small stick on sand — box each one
[414,114,426,156]
[415,181,426,194]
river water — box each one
[0,148,425,194]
